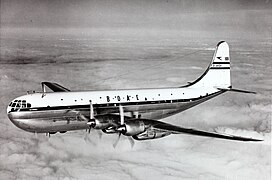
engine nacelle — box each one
[92,114,120,129]
[122,120,145,136]
[133,129,171,140]
[102,127,118,134]
[93,119,111,129]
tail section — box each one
[184,41,231,88]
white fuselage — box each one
[7,87,224,133]
[6,41,232,135]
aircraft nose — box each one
[7,111,27,132]
[7,106,11,114]
[7,111,16,124]
[7,107,21,128]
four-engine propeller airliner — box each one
[7,41,262,146]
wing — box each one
[42,82,70,92]
[151,121,263,142]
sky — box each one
[1,0,272,29]
[1,0,271,43]
[0,0,271,180]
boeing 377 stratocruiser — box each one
[7,41,262,146]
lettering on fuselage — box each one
[106,96,110,102]
[105,94,140,103]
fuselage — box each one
[7,87,224,133]
[7,41,233,134]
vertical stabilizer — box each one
[184,41,231,88]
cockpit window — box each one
[22,100,26,108]
[16,100,22,107]
[9,99,32,111]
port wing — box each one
[150,120,262,142]
[41,82,70,92]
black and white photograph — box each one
[0,0,271,179]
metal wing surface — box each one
[151,120,263,142]
[42,82,71,92]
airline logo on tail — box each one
[211,42,230,70]
[216,56,229,61]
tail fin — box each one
[184,41,231,88]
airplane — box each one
[6,41,262,147]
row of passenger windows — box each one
[9,100,31,108]
[60,92,187,103]
[103,93,180,103]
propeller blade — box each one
[85,128,91,133]
[90,100,94,119]
[119,105,124,125]
[127,136,135,148]
[113,133,121,148]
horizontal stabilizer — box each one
[217,87,256,94]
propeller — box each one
[113,105,124,148]
[84,116,95,133]
[64,106,103,139]
[113,131,135,148]
[113,104,125,148]
[86,119,96,127]
[113,105,135,148]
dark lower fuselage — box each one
[8,91,224,133]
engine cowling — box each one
[102,127,118,134]
[133,129,171,140]
[91,114,120,129]
[93,119,111,129]
[121,120,145,136]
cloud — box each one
[0,9,271,179]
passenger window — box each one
[11,103,16,107]
[27,103,31,108]
[9,102,12,106]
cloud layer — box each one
[0,1,271,179]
